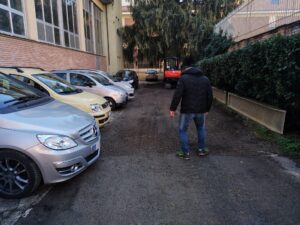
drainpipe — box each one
[106,4,110,66]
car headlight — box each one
[90,103,102,112]
[37,135,77,150]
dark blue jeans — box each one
[179,113,206,154]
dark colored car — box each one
[145,69,158,81]
[115,69,139,89]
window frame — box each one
[94,4,103,55]
[61,0,79,49]
[35,0,62,45]
[0,0,26,37]
[83,0,94,53]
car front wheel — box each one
[0,150,42,199]
[105,97,116,110]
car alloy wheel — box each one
[0,151,41,199]
[0,159,29,196]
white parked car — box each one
[72,69,135,99]
[52,70,128,110]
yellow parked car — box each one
[0,67,111,127]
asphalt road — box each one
[3,83,300,225]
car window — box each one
[89,73,111,86]
[70,73,96,87]
[115,71,123,78]
[124,71,133,81]
[9,74,50,95]
[132,71,138,77]
[34,73,80,95]
[0,73,44,111]
[108,74,119,82]
[54,72,67,80]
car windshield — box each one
[0,73,42,110]
[89,73,112,86]
[34,73,81,94]
[107,74,120,82]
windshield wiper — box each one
[59,90,78,94]
[4,95,40,104]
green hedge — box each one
[199,34,300,130]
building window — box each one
[83,0,94,53]
[94,5,103,55]
[0,0,25,36]
[62,0,79,49]
[35,0,61,45]
[271,0,279,4]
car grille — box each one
[102,102,109,109]
[85,150,99,163]
[79,123,98,143]
[99,117,109,124]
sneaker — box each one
[197,148,209,156]
[176,151,190,160]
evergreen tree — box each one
[118,0,241,64]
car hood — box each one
[0,100,94,137]
[106,85,127,94]
[113,82,134,92]
[120,81,132,88]
[59,91,107,105]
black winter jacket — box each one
[170,67,213,113]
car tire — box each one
[0,150,42,199]
[105,97,116,110]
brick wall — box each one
[0,34,107,72]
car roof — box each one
[0,67,49,77]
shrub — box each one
[198,34,300,130]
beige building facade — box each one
[215,0,300,42]
[121,0,134,26]
[0,0,123,73]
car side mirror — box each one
[83,82,94,87]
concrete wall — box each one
[227,93,286,134]
[212,87,227,104]
[212,87,286,134]
[0,34,107,71]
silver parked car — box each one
[69,69,135,99]
[52,70,128,109]
[0,73,100,198]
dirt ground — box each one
[2,82,300,225]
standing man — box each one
[170,59,213,160]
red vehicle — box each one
[163,57,181,87]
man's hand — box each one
[169,111,175,118]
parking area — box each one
[1,82,300,225]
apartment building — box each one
[215,0,300,42]
[121,0,134,26]
[0,0,124,72]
